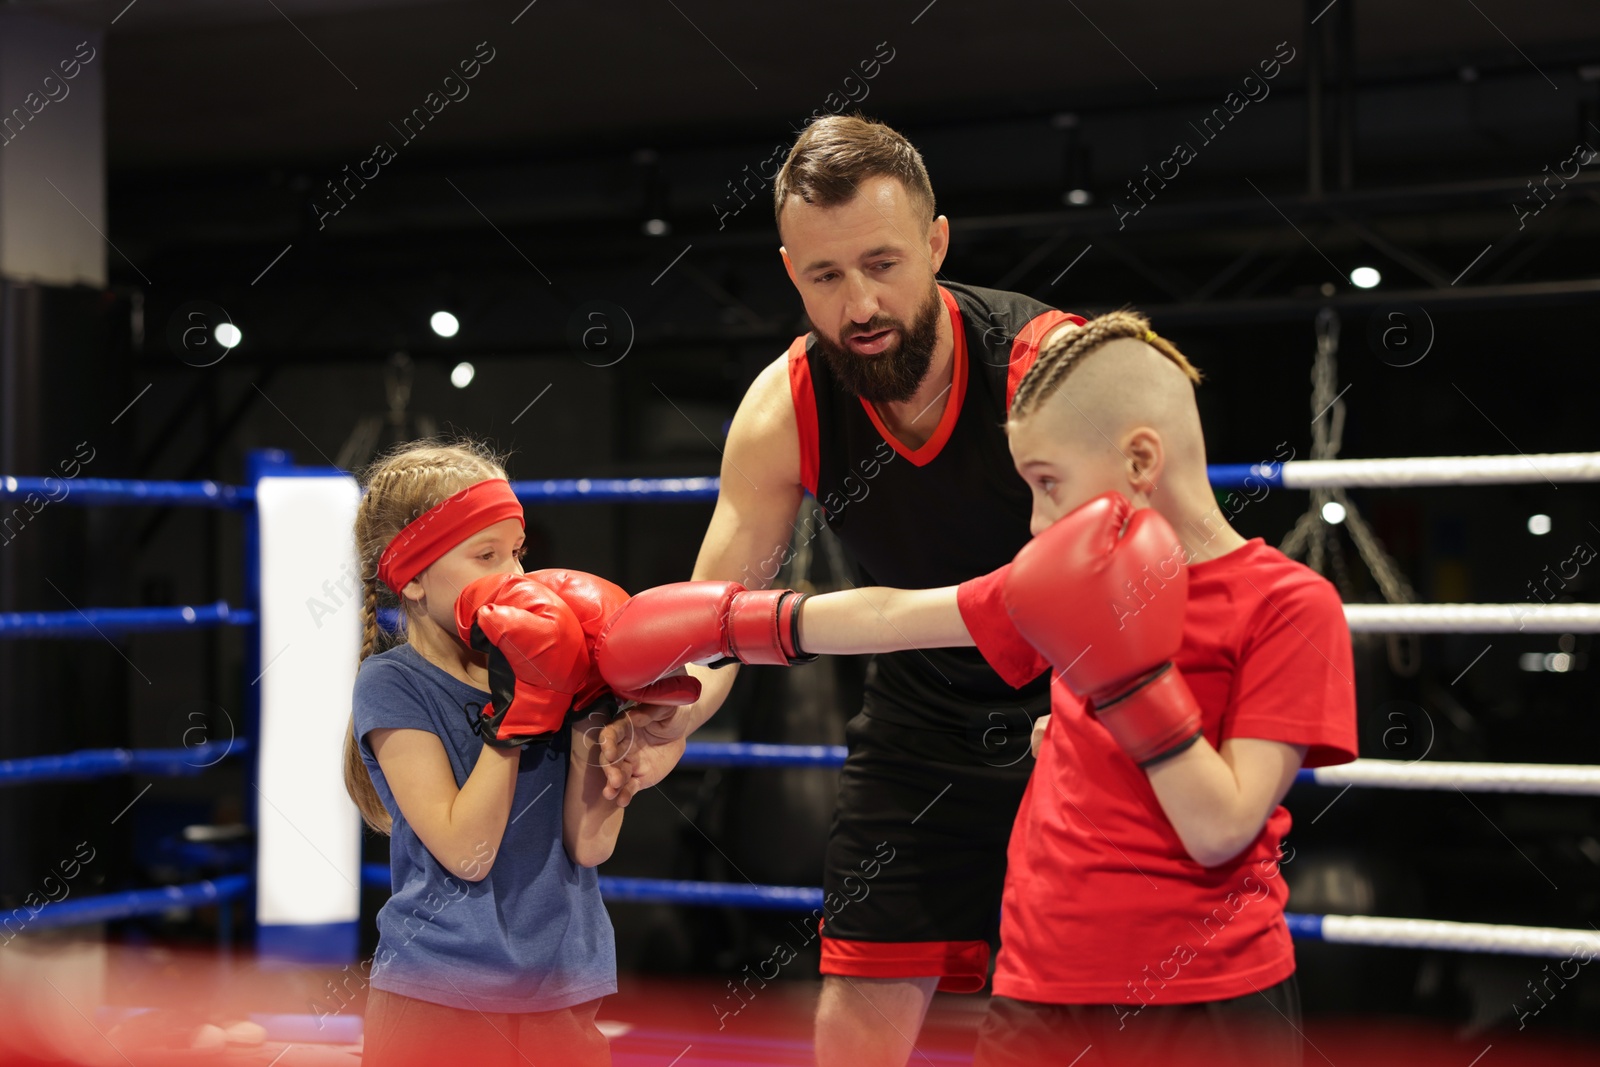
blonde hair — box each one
[1010,309,1204,422]
[344,437,510,834]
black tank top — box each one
[786,282,1083,731]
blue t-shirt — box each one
[353,641,616,1013]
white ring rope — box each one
[1280,452,1600,488]
[1319,915,1600,959]
[1308,759,1600,795]
[1343,603,1600,633]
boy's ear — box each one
[1125,427,1165,492]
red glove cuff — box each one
[727,589,815,667]
[1091,663,1204,767]
[480,681,572,747]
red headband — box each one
[377,479,525,595]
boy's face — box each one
[1008,410,1153,537]
[403,517,526,638]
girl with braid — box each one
[599,311,1357,1066]
[343,438,690,1067]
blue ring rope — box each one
[364,864,842,914]
[0,602,255,638]
[1205,463,1286,490]
[0,738,1549,791]
[0,874,251,934]
[0,741,248,787]
[602,877,826,911]
[365,861,1329,928]
[680,741,847,768]
[0,466,1282,510]
[0,476,251,508]
[507,477,721,503]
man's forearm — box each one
[673,660,741,735]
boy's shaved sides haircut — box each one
[773,114,936,236]
[1011,310,1203,422]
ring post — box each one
[248,449,363,964]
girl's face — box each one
[401,517,526,640]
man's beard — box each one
[811,285,943,404]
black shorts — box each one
[973,974,1303,1067]
[819,706,1036,993]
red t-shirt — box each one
[956,536,1357,1006]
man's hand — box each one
[1030,714,1050,759]
[596,701,694,808]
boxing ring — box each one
[3,447,1599,1053]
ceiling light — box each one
[431,311,460,338]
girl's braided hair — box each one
[344,437,510,834]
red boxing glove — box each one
[529,568,702,708]
[454,574,590,747]
[594,581,814,699]
[1003,491,1203,767]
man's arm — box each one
[598,354,806,801]
[1039,318,1080,352]
[675,354,809,731]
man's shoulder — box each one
[721,351,804,491]
[943,281,1068,372]
[942,280,1059,324]
[740,351,802,428]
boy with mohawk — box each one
[600,310,1357,1066]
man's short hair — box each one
[774,114,936,237]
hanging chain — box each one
[1277,308,1422,674]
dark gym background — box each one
[1,0,1596,1047]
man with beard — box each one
[598,114,1084,1066]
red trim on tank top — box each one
[856,285,967,468]
[1006,310,1086,410]
[787,338,821,497]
